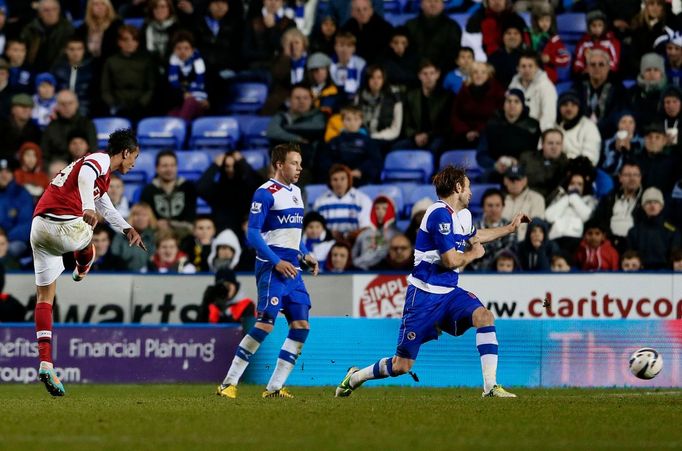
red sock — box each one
[35,303,53,363]
[74,244,94,268]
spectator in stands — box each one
[0,3,6,55]
[572,10,621,75]
[320,105,381,185]
[0,94,41,159]
[664,33,682,88]
[313,163,372,242]
[329,31,366,98]
[302,211,335,268]
[0,57,12,119]
[466,0,525,57]
[91,225,127,271]
[659,86,682,149]
[493,248,520,272]
[397,60,452,155]
[5,39,32,94]
[197,150,265,234]
[111,202,157,271]
[242,0,296,71]
[140,0,181,70]
[573,49,629,136]
[166,31,209,121]
[592,161,644,254]
[574,219,620,271]
[515,219,559,271]
[328,0,383,27]
[76,0,123,62]
[20,0,75,72]
[628,187,681,270]
[305,52,341,116]
[324,240,354,273]
[13,141,48,199]
[180,216,216,272]
[309,14,337,57]
[555,90,601,167]
[342,0,392,64]
[635,122,680,194]
[672,248,682,271]
[199,266,255,328]
[41,90,97,162]
[487,16,526,87]
[0,228,20,270]
[107,173,128,217]
[371,233,413,272]
[519,128,568,200]
[0,263,26,322]
[598,0,642,38]
[628,0,669,76]
[378,26,419,92]
[206,228,241,272]
[31,72,56,130]
[442,47,474,95]
[450,61,505,149]
[550,252,572,272]
[621,249,643,272]
[352,194,399,270]
[602,112,643,177]
[101,25,156,120]
[528,4,569,84]
[545,171,598,255]
[471,188,516,271]
[478,88,541,182]
[509,50,557,131]
[502,165,545,241]
[405,0,461,72]
[404,197,431,246]
[51,37,94,116]
[630,53,668,123]
[47,158,67,180]
[354,65,402,149]
[0,158,32,256]
[140,150,197,235]
[147,230,196,273]
[261,27,309,115]
[67,129,91,161]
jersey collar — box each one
[269,178,293,191]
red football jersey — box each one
[34,153,111,218]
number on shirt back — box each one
[51,160,78,187]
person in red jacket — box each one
[573,10,621,75]
[13,142,50,200]
[574,219,620,271]
[529,4,569,83]
[465,0,529,57]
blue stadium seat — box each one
[383,0,406,14]
[556,81,573,95]
[123,17,144,28]
[93,117,131,149]
[120,150,157,184]
[449,13,468,30]
[623,79,636,89]
[557,13,586,43]
[304,184,328,210]
[439,149,482,180]
[189,116,240,150]
[469,183,500,217]
[176,151,211,181]
[382,150,434,183]
[594,169,614,198]
[359,184,404,214]
[236,115,271,149]
[242,148,269,170]
[137,117,187,150]
[403,183,437,217]
[123,181,144,205]
[226,82,268,114]
[197,196,212,214]
[384,13,415,26]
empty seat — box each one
[557,13,586,43]
[556,81,574,95]
[176,151,211,181]
[123,181,144,205]
[304,184,328,210]
[241,148,269,171]
[236,115,271,148]
[189,116,240,150]
[382,150,434,183]
[137,117,187,150]
[197,196,212,214]
[120,150,157,184]
[439,149,482,180]
[359,184,404,214]
[226,82,268,114]
[93,117,131,149]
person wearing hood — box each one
[111,202,158,272]
[31,72,57,130]
[180,216,216,272]
[627,186,681,270]
[206,227,242,272]
[199,266,256,330]
[574,219,620,271]
[634,122,680,194]
[477,88,541,182]
[514,218,559,271]
[352,194,399,270]
[555,90,601,167]
[602,112,643,177]
[629,53,668,123]
[508,50,557,131]
[13,141,49,199]
[302,211,335,268]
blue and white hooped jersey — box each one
[248,179,304,264]
[407,201,476,294]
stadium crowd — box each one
[1,0,682,288]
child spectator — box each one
[148,230,196,273]
[305,52,341,116]
[107,174,129,218]
[550,253,572,272]
[573,10,621,75]
[13,141,49,199]
[167,31,209,121]
[352,195,399,270]
[31,72,56,130]
[515,219,560,271]
[5,39,32,94]
[493,248,520,272]
[620,249,643,272]
[67,129,92,161]
[207,228,242,272]
[602,113,643,177]
[324,241,354,273]
[180,216,216,272]
[51,37,94,116]
[529,4,569,84]
[443,46,474,95]
[574,219,620,271]
[672,249,682,272]
[302,212,335,268]
[330,31,366,98]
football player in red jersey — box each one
[30,129,146,396]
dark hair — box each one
[518,49,543,68]
[418,58,438,72]
[482,187,505,205]
[583,218,606,233]
[65,35,85,47]
[459,46,475,57]
[155,149,177,167]
[93,224,112,238]
[433,165,467,198]
[335,31,357,45]
[340,104,363,118]
[671,248,682,263]
[620,160,641,174]
[6,38,27,48]
[146,0,176,20]
[118,24,140,41]
[362,64,389,92]
[107,129,138,156]
[290,82,312,96]
[542,128,563,142]
[621,249,641,262]
[271,143,301,169]
[171,30,195,49]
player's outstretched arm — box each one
[476,213,531,244]
[94,194,146,251]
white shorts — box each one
[30,216,93,286]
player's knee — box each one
[290,320,309,330]
[255,322,274,333]
[472,307,495,327]
[391,357,412,375]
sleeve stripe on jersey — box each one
[83,162,101,177]
[84,158,103,175]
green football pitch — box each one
[1,385,681,451]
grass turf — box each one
[1,385,681,451]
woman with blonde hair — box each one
[110,202,158,272]
[76,0,123,61]
[261,27,309,114]
[629,0,669,73]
